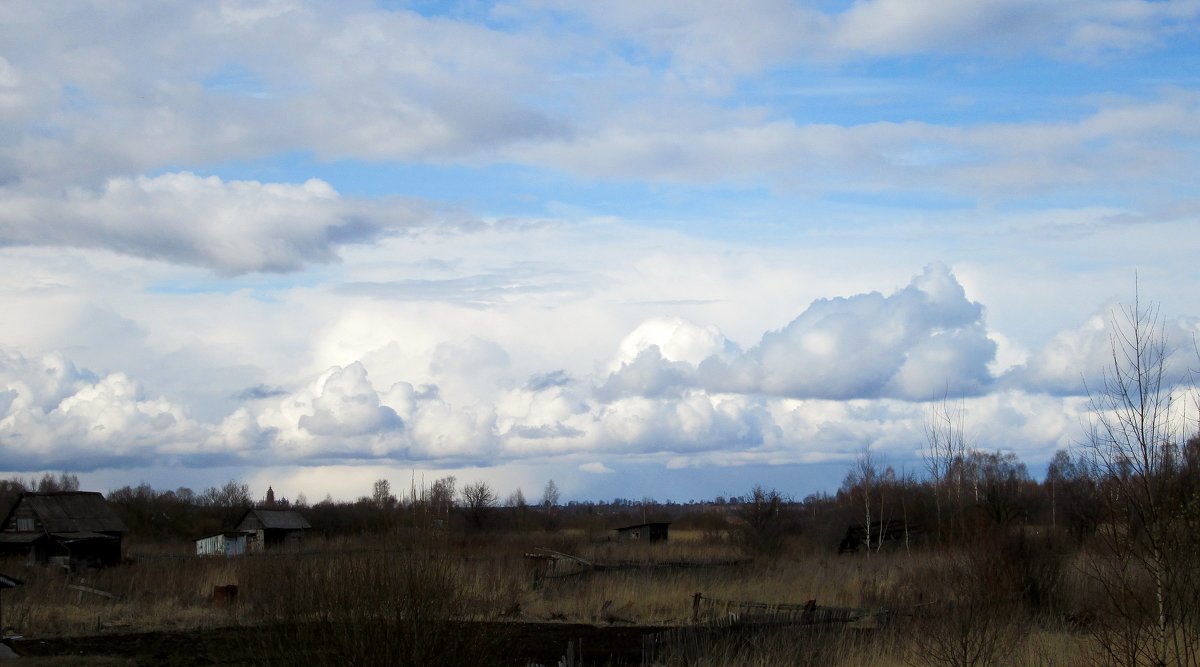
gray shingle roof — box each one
[237,509,311,531]
[13,492,128,533]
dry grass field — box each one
[0,529,1127,666]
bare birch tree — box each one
[925,395,969,542]
[1085,290,1199,667]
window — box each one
[16,517,35,531]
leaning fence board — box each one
[69,584,121,601]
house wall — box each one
[196,534,249,557]
[2,499,41,533]
[61,538,122,568]
[225,534,247,556]
[196,534,223,556]
[263,529,304,550]
[616,524,669,543]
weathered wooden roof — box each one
[614,522,671,532]
[236,509,311,531]
[2,492,128,534]
[193,530,252,543]
[0,533,45,543]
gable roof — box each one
[3,492,128,534]
[614,522,670,532]
[236,509,311,531]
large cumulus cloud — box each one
[602,264,997,401]
[2,265,1192,475]
[0,351,201,470]
[1005,304,1200,396]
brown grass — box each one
[0,533,1139,666]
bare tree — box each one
[429,476,456,517]
[540,479,561,531]
[460,481,497,532]
[735,485,787,556]
[371,478,395,509]
[506,487,529,531]
[924,396,969,542]
[541,479,560,509]
[201,480,252,508]
[36,472,80,493]
[843,442,883,556]
[1085,289,1199,667]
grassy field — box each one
[0,528,1133,665]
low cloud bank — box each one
[2,266,1194,472]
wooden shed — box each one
[234,509,310,551]
[0,492,128,568]
[194,531,250,557]
[614,522,670,543]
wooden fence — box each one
[641,594,884,666]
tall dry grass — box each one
[0,529,1178,666]
[241,543,508,666]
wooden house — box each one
[234,509,311,551]
[614,521,670,543]
[0,492,128,568]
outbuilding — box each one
[614,521,670,543]
[234,509,311,551]
[194,531,251,557]
[0,492,128,568]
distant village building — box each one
[0,492,128,568]
[195,508,311,556]
[614,521,670,543]
[837,519,918,554]
[235,509,311,549]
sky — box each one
[1,0,1199,504]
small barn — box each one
[194,531,250,557]
[234,509,310,551]
[0,492,128,568]
[614,522,670,543]
[837,519,919,554]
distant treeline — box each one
[3,430,1197,549]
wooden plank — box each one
[69,584,120,601]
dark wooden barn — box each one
[0,492,128,568]
[837,519,919,554]
[614,521,670,543]
[234,509,311,551]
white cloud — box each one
[297,363,403,438]
[1,1,1193,204]
[1004,303,1200,396]
[0,350,202,469]
[579,461,614,474]
[516,92,1200,199]
[0,173,431,274]
[600,264,997,401]
[521,0,1197,77]
[0,290,1176,478]
[611,316,738,371]
[0,2,564,187]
